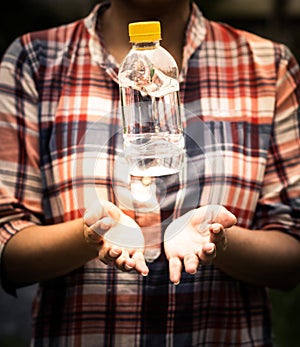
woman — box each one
[0,1,299,345]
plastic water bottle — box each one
[118,21,184,178]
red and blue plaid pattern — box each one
[0,2,299,346]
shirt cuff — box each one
[0,220,37,295]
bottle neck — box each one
[132,41,160,50]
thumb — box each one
[84,200,121,226]
[192,205,237,229]
[207,205,237,227]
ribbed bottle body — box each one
[119,27,184,177]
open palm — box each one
[164,205,237,284]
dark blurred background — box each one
[1,0,300,60]
[0,1,300,346]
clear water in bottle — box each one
[119,21,185,178]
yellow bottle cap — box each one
[129,21,161,43]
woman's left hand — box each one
[164,205,236,284]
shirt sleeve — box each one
[254,44,300,240]
[0,38,43,290]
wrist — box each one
[82,218,104,254]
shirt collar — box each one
[84,1,119,82]
[180,2,206,81]
[84,1,207,83]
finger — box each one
[89,217,115,236]
[169,257,182,285]
[115,249,135,272]
[197,242,216,264]
[84,200,121,227]
[203,242,216,257]
[84,201,108,226]
[210,223,223,235]
[83,220,104,248]
[98,245,122,265]
[132,251,149,276]
[183,253,199,275]
[209,223,227,251]
[210,206,237,228]
[108,247,123,259]
[191,205,236,229]
[101,201,122,221]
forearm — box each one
[2,219,98,287]
[214,226,300,290]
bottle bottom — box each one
[130,164,179,177]
[124,139,184,177]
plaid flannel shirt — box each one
[0,2,300,346]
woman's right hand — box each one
[83,200,149,276]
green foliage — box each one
[270,285,300,347]
[0,336,28,347]
[194,0,223,17]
